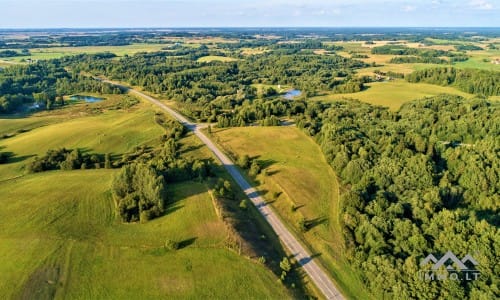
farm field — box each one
[212,126,371,299]
[311,80,474,111]
[0,171,290,299]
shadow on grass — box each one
[0,150,35,164]
[305,217,329,230]
[7,153,36,163]
[180,143,204,154]
[178,237,198,249]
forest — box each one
[296,95,499,299]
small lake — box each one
[283,89,302,100]
[70,95,104,103]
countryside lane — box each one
[112,83,345,300]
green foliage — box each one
[333,79,365,93]
[280,257,292,273]
[112,163,166,223]
[27,148,107,173]
[213,179,234,200]
[55,50,366,123]
[406,67,500,96]
[371,44,463,58]
[237,154,250,169]
[0,61,120,113]
[165,239,180,250]
[298,218,308,232]
[455,44,483,51]
[0,50,27,57]
[304,95,499,298]
[239,199,248,210]
[249,159,261,177]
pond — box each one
[283,89,302,100]
[69,95,104,103]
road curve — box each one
[118,84,344,300]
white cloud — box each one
[470,0,493,10]
[402,5,416,12]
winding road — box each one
[113,83,344,300]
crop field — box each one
[311,79,474,111]
[212,126,370,299]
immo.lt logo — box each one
[419,251,480,281]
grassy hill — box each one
[212,126,371,299]
[0,99,291,299]
[0,101,163,181]
[0,171,290,299]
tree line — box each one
[406,67,500,96]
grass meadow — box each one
[0,172,289,299]
[197,55,239,63]
[0,44,167,63]
[0,101,163,181]
[212,126,372,299]
[311,80,474,111]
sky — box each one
[0,0,498,28]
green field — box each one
[212,126,371,299]
[311,79,474,110]
[0,101,164,181]
[0,171,289,299]
[454,49,500,71]
[0,43,167,63]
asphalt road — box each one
[122,86,345,300]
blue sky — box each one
[0,0,498,28]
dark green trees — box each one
[300,95,499,298]
[112,163,166,223]
[406,67,500,96]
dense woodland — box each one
[296,95,499,299]
[406,67,500,96]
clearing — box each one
[311,80,474,111]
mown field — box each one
[212,126,371,299]
[310,79,474,111]
[0,98,291,299]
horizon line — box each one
[1,26,499,32]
